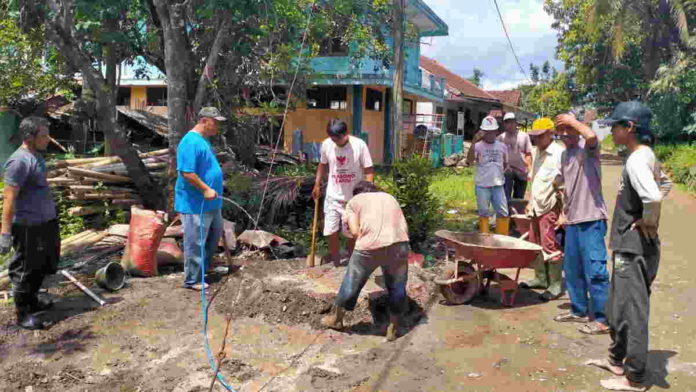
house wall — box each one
[130,87,147,108]
[361,86,386,164]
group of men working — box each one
[468,102,671,391]
[0,100,672,391]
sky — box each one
[420,0,562,91]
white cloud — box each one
[421,0,561,90]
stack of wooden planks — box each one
[47,149,169,217]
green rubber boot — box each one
[520,254,548,289]
[540,262,564,301]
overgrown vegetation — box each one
[386,155,442,251]
[655,143,696,194]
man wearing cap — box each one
[586,102,672,392]
[498,112,532,204]
[466,116,510,235]
[175,107,227,291]
[519,118,565,301]
[312,119,374,267]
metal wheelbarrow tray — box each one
[434,230,542,307]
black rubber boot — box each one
[32,295,53,312]
[15,294,47,330]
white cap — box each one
[503,112,516,121]
[480,115,499,131]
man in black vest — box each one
[586,102,672,392]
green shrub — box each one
[388,155,442,251]
[660,143,696,194]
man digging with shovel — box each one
[519,118,565,301]
[321,181,410,342]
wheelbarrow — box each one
[434,230,545,307]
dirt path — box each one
[1,163,695,391]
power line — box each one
[491,0,530,82]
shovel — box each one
[306,197,320,268]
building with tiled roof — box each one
[417,56,504,139]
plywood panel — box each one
[130,87,147,109]
[362,86,386,165]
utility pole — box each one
[391,0,405,162]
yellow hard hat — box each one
[530,117,554,135]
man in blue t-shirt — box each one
[175,107,226,291]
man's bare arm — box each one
[1,185,18,235]
[181,172,217,200]
[364,167,375,183]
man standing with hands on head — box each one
[176,107,226,291]
[1,116,61,330]
[553,111,610,335]
[312,119,374,267]
[498,112,532,203]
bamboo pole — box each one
[68,185,135,193]
[61,229,98,246]
[61,232,108,254]
[67,204,130,217]
[67,167,132,183]
[52,148,169,169]
[68,192,137,200]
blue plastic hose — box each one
[200,199,237,392]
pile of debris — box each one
[442,142,472,168]
[46,149,170,217]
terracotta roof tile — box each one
[420,56,499,101]
[486,90,522,106]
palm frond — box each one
[668,0,694,47]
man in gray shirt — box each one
[1,116,60,330]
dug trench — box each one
[214,258,430,335]
[0,255,435,391]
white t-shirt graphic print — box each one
[320,136,373,202]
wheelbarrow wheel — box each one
[438,262,480,305]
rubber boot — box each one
[520,254,549,289]
[31,295,53,312]
[479,217,490,234]
[495,217,510,236]
[321,306,345,330]
[15,294,47,330]
[540,262,565,301]
[386,314,400,342]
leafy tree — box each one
[468,68,484,87]
[0,3,73,107]
[519,72,572,117]
[530,63,540,84]
[19,0,163,209]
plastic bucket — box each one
[95,262,126,292]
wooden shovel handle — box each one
[308,197,320,267]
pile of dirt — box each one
[213,258,432,332]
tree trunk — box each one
[390,0,405,162]
[34,0,163,210]
[192,18,231,115]
[152,0,195,216]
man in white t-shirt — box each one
[312,119,374,266]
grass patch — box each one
[429,167,478,232]
[655,143,696,194]
[601,135,617,153]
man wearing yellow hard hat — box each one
[519,118,565,301]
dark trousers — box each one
[606,245,660,384]
[335,242,409,315]
[504,171,527,203]
[8,220,61,296]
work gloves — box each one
[0,233,12,255]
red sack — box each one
[121,205,166,277]
[157,239,184,266]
